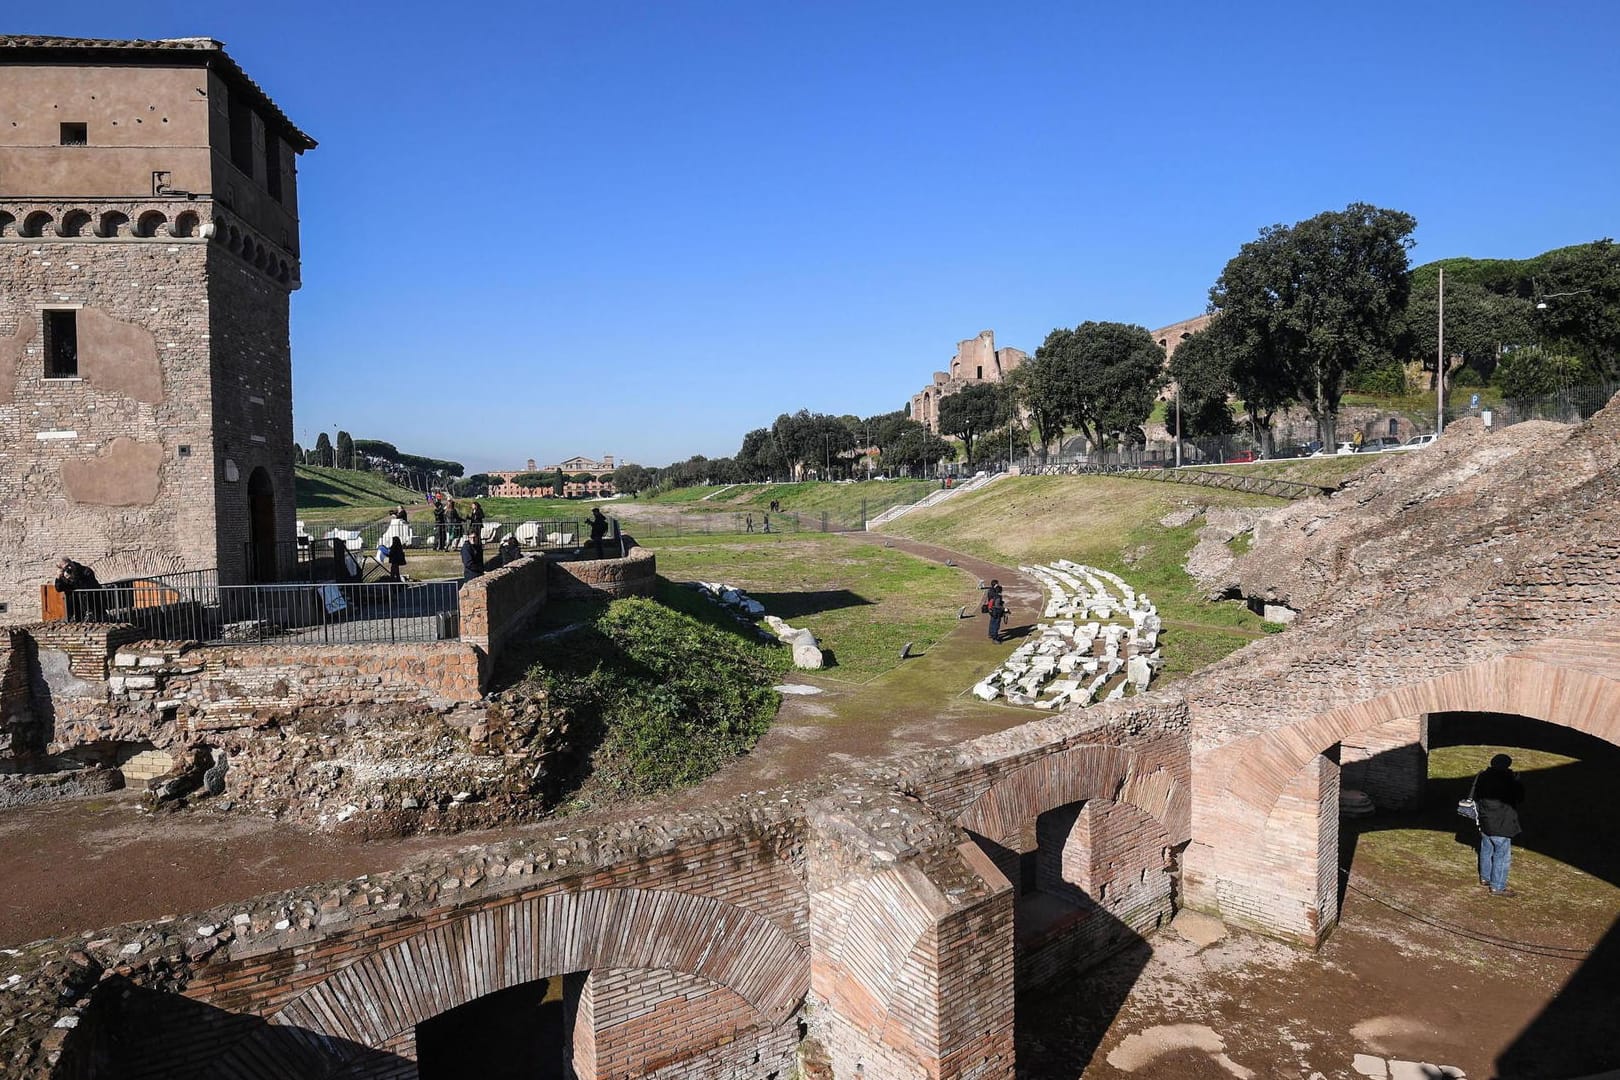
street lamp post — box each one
[1437,268,1445,435]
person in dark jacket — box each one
[432,498,447,551]
[53,556,100,619]
[1474,753,1525,896]
[589,507,610,558]
[447,500,464,544]
[459,535,481,582]
[386,537,407,582]
[987,588,1008,643]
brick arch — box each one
[958,744,1186,845]
[218,887,806,1071]
[1226,644,1620,831]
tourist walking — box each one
[589,507,610,558]
[1474,754,1525,896]
[745,513,754,534]
[386,537,407,582]
[432,498,447,551]
[987,587,1008,643]
[761,512,771,534]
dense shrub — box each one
[535,597,789,801]
[1345,361,1409,395]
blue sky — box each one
[21,1,1620,471]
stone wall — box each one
[546,545,657,602]
[458,553,549,664]
[0,236,221,620]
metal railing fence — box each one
[67,579,461,646]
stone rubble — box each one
[971,560,1162,708]
[692,581,824,669]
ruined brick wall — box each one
[546,545,657,602]
[458,553,549,663]
[1,627,36,766]
[0,232,221,620]
[3,773,1031,1080]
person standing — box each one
[589,507,610,558]
[432,498,447,551]
[745,513,754,534]
[391,504,409,523]
[447,500,463,544]
[53,556,100,619]
[1474,753,1525,896]
[987,587,1008,643]
[386,537,407,582]
[459,534,482,582]
[469,500,486,540]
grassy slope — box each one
[650,533,967,682]
[643,480,938,519]
[881,474,1290,681]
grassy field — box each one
[641,480,938,521]
[879,474,1284,681]
[647,533,970,682]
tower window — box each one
[264,131,283,201]
[60,123,88,146]
[977,365,983,379]
[228,94,255,176]
[43,310,79,378]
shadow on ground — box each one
[1343,714,1620,1079]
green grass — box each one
[648,533,971,682]
[881,474,1281,681]
[521,594,791,810]
[294,465,422,510]
[648,480,939,520]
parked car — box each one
[1316,441,1356,457]
[1355,436,1402,453]
[1226,450,1259,463]
[1398,433,1438,450]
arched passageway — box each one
[1185,637,1620,946]
[247,467,277,583]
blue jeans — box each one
[988,615,1003,641]
[1479,834,1513,892]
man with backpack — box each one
[985,581,1007,643]
[1473,754,1525,896]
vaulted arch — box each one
[209,887,807,1073]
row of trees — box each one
[1174,215,1618,451]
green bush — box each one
[535,597,789,801]
[1451,364,1486,388]
[1345,361,1409,395]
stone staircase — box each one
[866,471,1006,530]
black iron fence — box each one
[67,578,460,646]
[1451,380,1618,431]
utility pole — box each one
[1437,267,1445,435]
[1174,384,1182,468]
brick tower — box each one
[0,36,314,619]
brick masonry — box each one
[545,545,657,603]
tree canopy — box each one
[509,471,550,490]
[1025,321,1166,451]
[1166,328,1238,440]
[936,383,1003,467]
[612,463,653,493]
[1211,202,1416,446]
